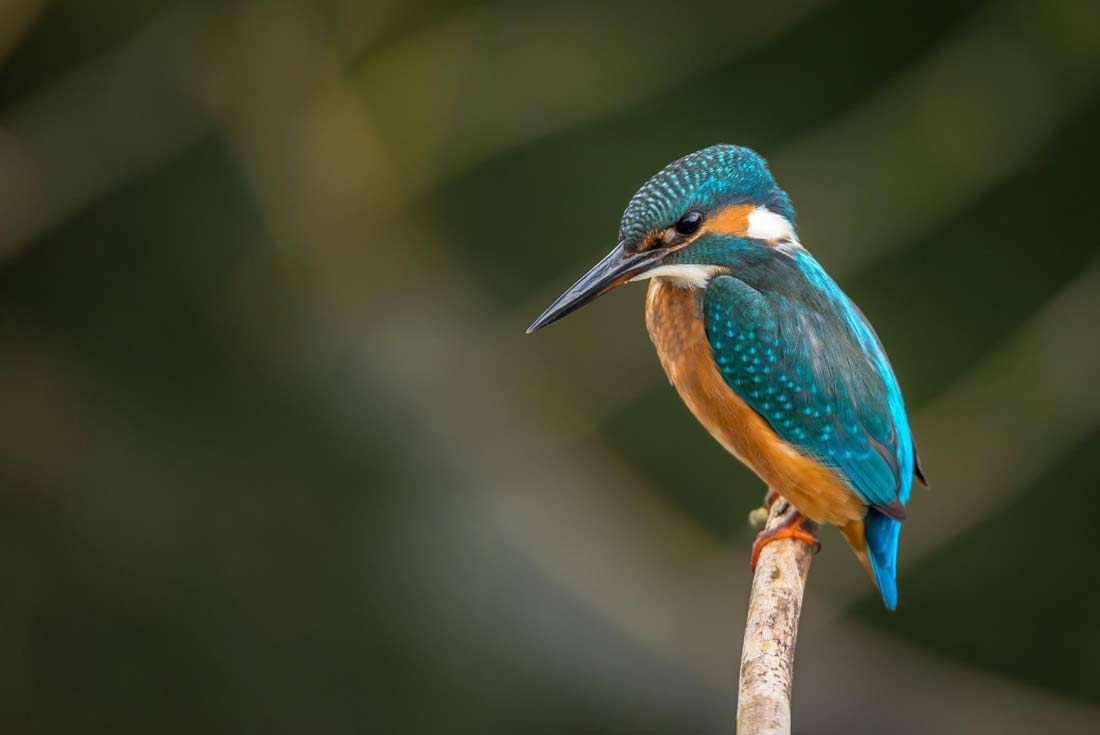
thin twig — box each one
[737,498,818,735]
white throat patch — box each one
[629,264,724,289]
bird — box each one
[527,144,926,609]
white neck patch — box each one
[747,206,799,248]
[629,264,724,289]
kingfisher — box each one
[527,145,926,609]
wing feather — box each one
[703,274,904,508]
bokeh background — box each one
[1,0,1099,732]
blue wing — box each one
[702,273,912,515]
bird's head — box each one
[528,144,797,333]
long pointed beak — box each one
[527,240,662,333]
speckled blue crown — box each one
[618,144,795,244]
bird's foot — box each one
[750,501,821,567]
[747,489,782,530]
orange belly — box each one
[644,279,866,528]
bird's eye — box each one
[674,211,703,236]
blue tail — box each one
[864,509,901,610]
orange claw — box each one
[750,513,820,567]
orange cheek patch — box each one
[700,202,754,239]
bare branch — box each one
[737,499,817,735]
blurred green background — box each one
[1,0,1099,732]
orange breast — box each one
[644,279,866,527]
